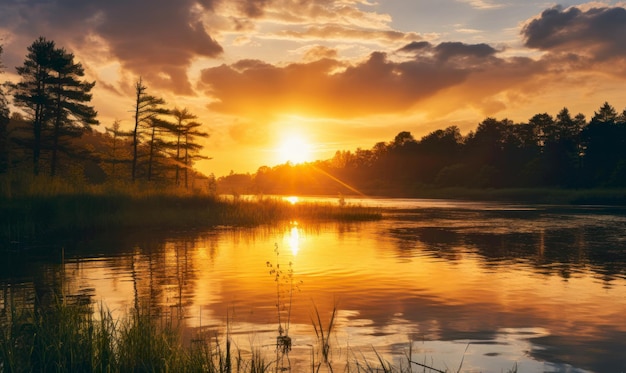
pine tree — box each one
[0,44,11,174]
[12,37,97,176]
[131,78,168,182]
[47,46,98,177]
[12,37,56,175]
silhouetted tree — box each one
[0,44,10,174]
[171,108,198,186]
[418,126,463,183]
[47,46,98,177]
[529,113,556,149]
[593,102,618,123]
[465,118,513,186]
[131,78,167,182]
[12,37,56,175]
[180,119,209,188]
[145,116,174,182]
[582,102,624,185]
[11,37,97,177]
[104,120,131,179]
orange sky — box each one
[2,1,626,176]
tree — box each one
[171,107,197,186]
[592,102,617,124]
[131,78,167,182]
[47,46,98,177]
[583,102,624,184]
[145,116,174,182]
[12,37,56,175]
[529,112,556,148]
[104,120,132,179]
[180,119,209,188]
[11,37,97,177]
[0,43,10,174]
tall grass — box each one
[311,303,336,372]
[0,296,521,373]
[0,296,271,373]
[1,191,382,245]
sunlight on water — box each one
[3,198,626,372]
[284,195,299,204]
[284,221,301,255]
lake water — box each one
[2,197,626,372]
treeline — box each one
[219,103,626,196]
[0,38,212,194]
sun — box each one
[278,134,313,164]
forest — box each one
[218,103,626,197]
[0,38,214,195]
[3,38,626,199]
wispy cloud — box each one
[457,0,505,10]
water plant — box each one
[311,303,337,373]
[266,243,302,372]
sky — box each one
[1,0,626,177]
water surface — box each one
[2,197,625,372]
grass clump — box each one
[0,296,269,373]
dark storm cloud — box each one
[522,5,626,60]
[0,0,223,94]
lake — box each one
[2,197,625,372]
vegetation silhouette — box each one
[1,38,211,190]
[219,103,626,201]
[2,38,626,203]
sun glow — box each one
[285,221,301,256]
[277,133,313,164]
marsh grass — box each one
[311,303,336,372]
[0,295,521,373]
[0,296,273,373]
[1,187,382,245]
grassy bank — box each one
[0,180,382,244]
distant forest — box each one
[0,38,212,192]
[218,102,626,196]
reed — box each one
[311,303,336,372]
[0,296,521,373]
[0,193,382,244]
[0,296,273,373]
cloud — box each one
[0,0,223,94]
[210,0,392,31]
[198,41,538,122]
[457,0,504,10]
[301,46,339,61]
[275,25,422,46]
[398,41,498,65]
[522,5,626,61]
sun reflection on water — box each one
[285,196,299,204]
[285,221,301,255]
